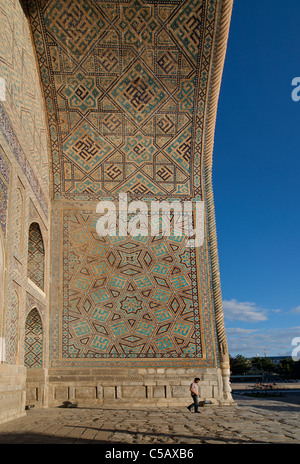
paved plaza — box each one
[0,392,299,445]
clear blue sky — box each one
[213,0,300,358]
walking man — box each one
[187,378,200,413]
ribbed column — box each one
[203,0,234,403]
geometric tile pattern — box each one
[24,308,43,368]
[5,290,19,365]
[0,0,49,212]
[24,0,224,369]
[0,104,48,218]
[49,202,218,367]
[26,0,218,201]
[62,211,202,359]
[27,222,45,291]
[0,148,10,237]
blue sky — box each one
[213,0,300,357]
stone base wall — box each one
[48,367,232,407]
[0,364,26,424]
[26,368,48,409]
[0,365,233,423]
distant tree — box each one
[291,360,300,379]
[250,357,263,372]
[277,358,297,379]
[251,357,276,374]
[230,355,251,375]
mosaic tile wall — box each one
[0,0,50,196]
[24,308,43,368]
[27,222,45,291]
[0,148,10,237]
[23,0,231,370]
[26,0,216,202]
[50,201,217,368]
[0,105,48,219]
[5,288,20,365]
[0,0,50,372]
[63,211,202,360]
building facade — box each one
[0,0,233,424]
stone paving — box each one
[0,394,299,445]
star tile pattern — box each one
[62,210,202,360]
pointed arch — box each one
[27,222,45,291]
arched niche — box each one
[27,222,45,292]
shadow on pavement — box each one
[0,428,266,445]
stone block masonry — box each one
[47,366,229,407]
